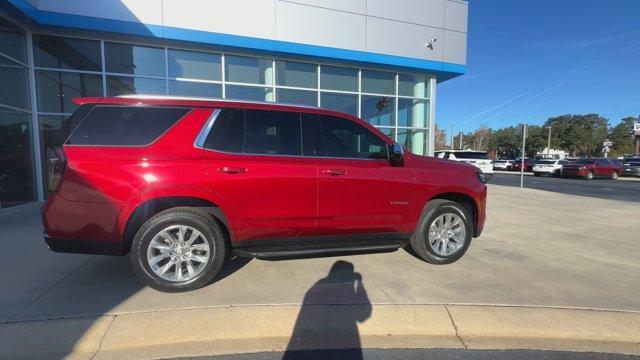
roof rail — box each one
[113,94,320,110]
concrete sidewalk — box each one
[1,185,639,358]
[2,304,639,359]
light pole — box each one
[546,126,552,156]
[520,124,527,189]
[449,122,455,149]
[459,131,463,149]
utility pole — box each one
[449,122,454,149]
[459,131,463,149]
[546,126,552,156]
[520,124,527,189]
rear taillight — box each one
[46,147,67,194]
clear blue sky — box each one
[437,0,640,138]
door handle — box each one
[218,166,247,174]
[322,169,346,176]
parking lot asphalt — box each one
[490,172,640,203]
[1,185,639,358]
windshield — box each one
[537,160,555,164]
[454,152,488,160]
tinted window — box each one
[33,35,101,71]
[244,110,301,155]
[205,109,302,156]
[67,106,189,146]
[318,115,387,159]
[454,152,488,160]
[537,160,555,164]
[574,159,594,164]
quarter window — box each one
[67,106,189,146]
[317,115,387,159]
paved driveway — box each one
[1,184,639,324]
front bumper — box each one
[622,168,640,177]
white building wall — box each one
[26,0,468,65]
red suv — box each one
[42,96,487,292]
[561,158,623,180]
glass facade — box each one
[0,17,35,208]
[0,19,435,205]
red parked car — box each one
[42,96,487,292]
[561,158,623,180]
[512,158,534,172]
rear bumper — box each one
[44,234,125,255]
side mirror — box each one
[390,143,404,167]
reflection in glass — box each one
[275,60,316,88]
[33,35,101,71]
[320,65,357,92]
[398,128,428,155]
[398,73,429,98]
[0,109,34,208]
[226,85,273,102]
[320,92,357,116]
[0,58,30,110]
[0,17,27,63]
[225,55,272,85]
[397,98,428,128]
[361,69,394,95]
[169,80,221,98]
[168,49,221,81]
[36,71,103,113]
[361,95,394,127]
[276,88,317,107]
[106,76,166,96]
[376,127,395,142]
[105,42,164,76]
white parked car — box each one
[532,159,569,177]
[493,159,515,171]
[435,150,494,180]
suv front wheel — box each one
[410,200,472,264]
[130,207,227,292]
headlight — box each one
[476,171,488,184]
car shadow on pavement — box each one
[282,260,371,360]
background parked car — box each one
[532,159,569,177]
[512,158,534,172]
[435,150,494,179]
[622,159,640,177]
[561,158,624,180]
[493,159,515,171]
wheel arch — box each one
[121,196,233,254]
[429,192,479,237]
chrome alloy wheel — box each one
[427,213,466,256]
[146,225,211,282]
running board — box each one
[233,238,407,260]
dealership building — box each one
[0,0,468,208]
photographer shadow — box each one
[283,260,371,360]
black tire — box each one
[409,200,473,265]
[584,171,594,180]
[610,171,618,180]
[553,169,560,177]
[130,207,227,292]
[533,172,541,177]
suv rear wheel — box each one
[130,207,227,292]
[410,200,472,264]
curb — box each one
[1,304,639,359]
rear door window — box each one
[67,106,189,146]
[205,108,302,156]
